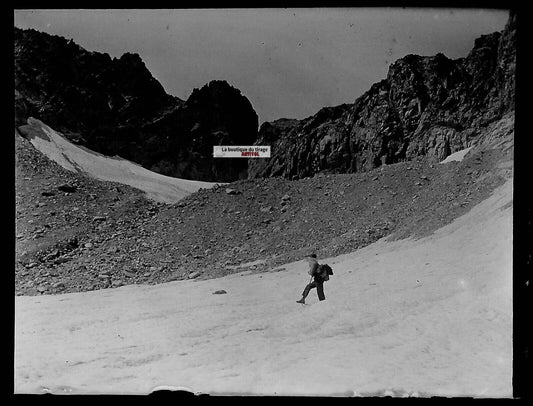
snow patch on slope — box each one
[14,180,512,397]
[440,147,473,164]
[22,118,219,203]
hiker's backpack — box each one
[317,264,333,281]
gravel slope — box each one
[15,114,513,296]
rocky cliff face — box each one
[248,12,515,179]
[14,28,259,182]
[15,12,515,183]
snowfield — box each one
[22,118,219,203]
[14,179,513,397]
[439,147,473,164]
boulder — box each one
[188,271,201,279]
[57,184,77,193]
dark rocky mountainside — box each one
[14,27,258,182]
[248,12,515,179]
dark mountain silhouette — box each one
[14,27,259,182]
[15,13,515,183]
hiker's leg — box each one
[316,282,325,301]
[302,281,317,299]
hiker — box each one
[296,253,328,304]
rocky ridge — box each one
[14,27,259,182]
[248,12,515,180]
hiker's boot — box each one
[296,298,305,304]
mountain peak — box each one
[15,27,260,182]
[249,13,515,180]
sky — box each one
[14,8,509,124]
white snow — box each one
[440,147,473,164]
[23,118,219,203]
[14,179,513,397]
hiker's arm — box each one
[308,262,318,276]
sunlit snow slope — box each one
[440,147,473,164]
[20,118,219,203]
[14,180,512,397]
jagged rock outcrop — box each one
[248,12,515,179]
[14,12,515,183]
[160,80,260,181]
[14,28,258,182]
